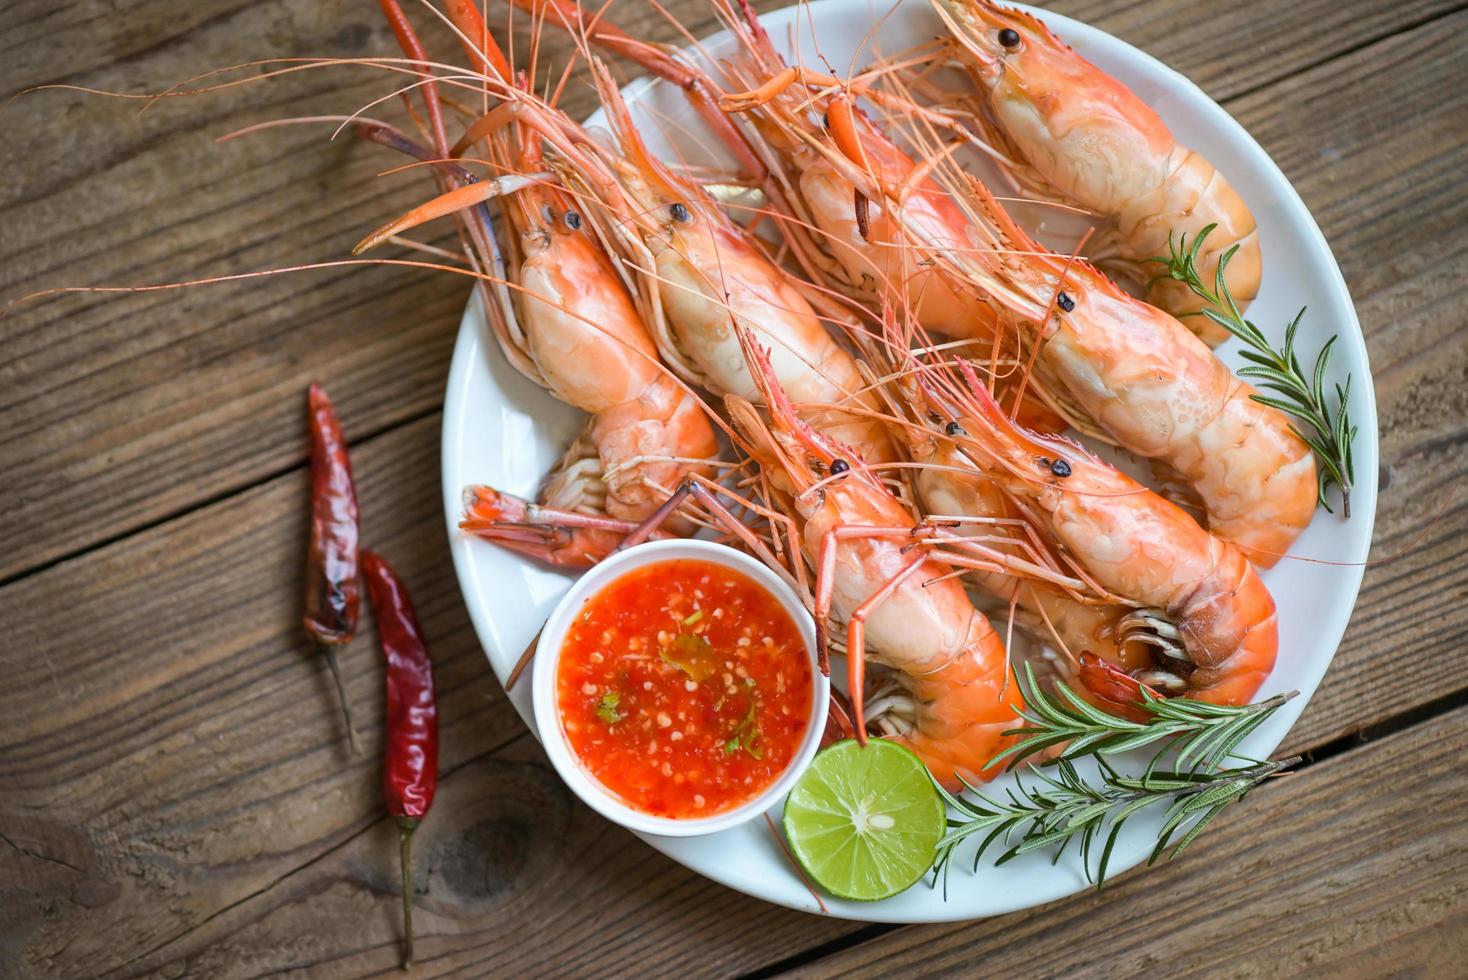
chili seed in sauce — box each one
[556,559,812,819]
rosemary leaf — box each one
[931,667,1299,890]
[937,754,1296,890]
[1151,224,1357,516]
[992,664,1295,773]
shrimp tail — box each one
[461,486,621,568]
[460,485,672,568]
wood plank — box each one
[0,412,851,978]
[784,704,1468,978]
[0,415,515,976]
[0,0,769,582]
[0,3,1465,977]
[0,0,467,579]
[1,0,1453,579]
[91,735,857,979]
[1047,0,1465,101]
[0,0,724,581]
[1235,10,1468,753]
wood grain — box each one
[1246,10,1468,753]
[0,0,463,580]
[788,704,1468,979]
[98,735,859,979]
[0,0,1456,578]
[1,0,1466,977]
[0,413,851,978]
[0,1,754,582]
[1047,0,1467,100]
[0,416,507,977]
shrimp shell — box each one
[936,374,1279,706]
[934,0,1260,344]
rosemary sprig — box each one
[928,667,1300,892]
[931,754,1297,891]
[988,663,1297,773]
[1152,225,1358,516]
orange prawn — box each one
[924,360,1279,709]
[934,0,1261,342]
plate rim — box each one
[440,0,1378,923]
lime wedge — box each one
[781,739,945,901]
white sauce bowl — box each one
[532,539,829,838]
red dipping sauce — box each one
[556,559,813,819]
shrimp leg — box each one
[839,552,929,745]
[461,482,656,569]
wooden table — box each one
[3,1,1465,975]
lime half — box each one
[782,739,945,901]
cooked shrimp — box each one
[497,146,716,508]
[632,2,1309,561]
[577,59,898,467]
[710,1,1067,430]
[922,176,1316,565]
[370,50,898,468]
[903,411,1142,672]
[453,161,718,566]
[716,40,993,341]
[353,45,719,568]
[519,0,1064,430]
[927,364,1278,708]
[740,65,1314,564]
[859,355,1155,694]
[934,0,1261,342]
[727,332,1023,788]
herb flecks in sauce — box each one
[557,559,812,818]
[725,681,765,760]
[660,632,720,682]
[595,690,623,724]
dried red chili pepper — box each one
[362,550,439,969]
[303,383,362,753]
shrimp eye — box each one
[998,28,1021,48]
[563,210,582,231]
[945,421,965,436]
[1056,290,1076,312]
[669,202,693,223]
[1050,458,1072,478]
[830,459,850,475]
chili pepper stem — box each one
[320,645,361,755]
[364,552,437,970]
[396,816,420,969]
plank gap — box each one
[737,925,899,980]
[0,401,443,591]
[1216,0,1468,105]
[1298,684,1468,767]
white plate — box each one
[442,0,1377,922]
